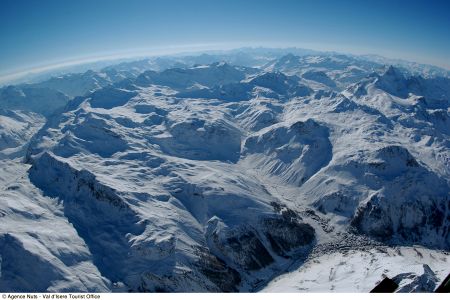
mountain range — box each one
[0,48,449,292]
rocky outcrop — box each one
[206,206,315,272]
[393,264,440,292]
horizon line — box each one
[0,43,448,86]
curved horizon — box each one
[1,43,449,86]
[0,43,239,85]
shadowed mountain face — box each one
[1,50,449,292]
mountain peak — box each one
[371,65,410,97]
[211,61,229,68]
[280,53,297,61]
[382,65,405,80]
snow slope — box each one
[0,159,110,292]
[0,110,45,159]
[0,85,69,116]
[262,247,449,292]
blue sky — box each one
[1,0,449,78]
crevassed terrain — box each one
[0,49,449,292]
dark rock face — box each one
[351,193,450,249]
[192,246,241,292]
[207,205,316,274]
[261,217,315,257]
[217,228,275,271]
[351,195,394,240]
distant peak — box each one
[85,69,96,75]
[212,61,229,68]
[382,65,404,78]
[279,53,298,62]
[282,53,296,59]
[254,71,288,81]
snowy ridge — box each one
[0,110,45,159]
[135,62,247,91]
[0,159,109,292]
[0,86,69,116]
[176,71,311,101]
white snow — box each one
[0,51,449,292]
[262,247,450,292]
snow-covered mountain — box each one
[0,50,449,292]
[0,68,144,118]
[0,85,70,116]
[264,53,384,90]
[0,110,45,159]
[134,62,249,90]
[33,69,122,98]
[176,71,311,101]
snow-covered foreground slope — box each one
[262,247,449,292]
[0,159,109,292]
[1,53,449,292]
